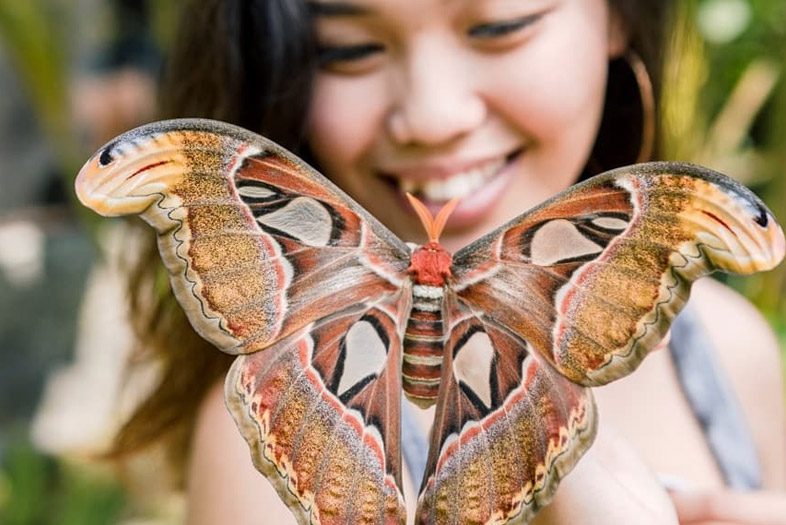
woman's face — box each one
[307,0,626,248]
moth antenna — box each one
[432,197,460,242]
[406,193,436,240]
[406,193,459,243]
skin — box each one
[595,279,786,525]
[186,0,786,522]
[307,0,626,248]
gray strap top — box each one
[669,305,762,489]
[400,399,429,489]
[400,306,763,490]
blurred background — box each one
[0,0,784,523]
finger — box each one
[671,490,786,524]
[535,425,679,524]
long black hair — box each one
[158,0,316,148]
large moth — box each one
[75,119,785,524]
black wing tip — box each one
[91,118,285,159]
[757,208,770,227]
[87,118,309,179]
[98,140,117,166]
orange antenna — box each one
[406,193,459,242]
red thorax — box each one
[409,241,452,286]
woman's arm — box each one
[534,423,678,525]
[671,489,786,524]
[667,279,786,524]
[689,278,786,489]
[186,382,295,525]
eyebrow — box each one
[307,1,370,16]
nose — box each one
[387,38,486,145]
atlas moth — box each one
[75,118,785,524]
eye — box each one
[317,43,385,72]
[468,12,545,41]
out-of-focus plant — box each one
[0,0,80,176]
[147,0,179,52]
[762,69,786,326]
[662,0,786,324]
[0,0,177,226]
[0,2,178,523]
[0,433,126,525]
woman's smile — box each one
[378,148,525,226]
[307,0,622,243]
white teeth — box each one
[398,158,505,201]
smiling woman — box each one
[99,0,786,524]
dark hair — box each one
[158,0,316,148]
[584,0,673,178]
[110,0,676,480]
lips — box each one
[398,157,506,201]
[381,149,522,204]
[377,148,524,230]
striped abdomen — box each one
[403,284,445,406]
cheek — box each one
[489,10,611,156]
[306,74,388,182]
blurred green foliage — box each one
[0,0,76,172]
[662,0,786,324]
[0,431,126,525]
[0,3,174,522]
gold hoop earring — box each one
[581,49,657,180]
[625,50,655,163]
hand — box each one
[533,424,678,524]
[671,489,786,524]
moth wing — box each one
[75,118,411,354]
[75,118,414,523]
[415,299,596,524]
[227,294,411,524]
[416,162,784,523]
[452,162,784,386]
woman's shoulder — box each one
[689,278,780,356]
[688,278,782,405]
[688,278,785,488]
[186,382,298,524]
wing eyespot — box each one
[98,141,117,167]
[754,205,769,227]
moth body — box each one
[403,242,452,406]
[408,241,452,286]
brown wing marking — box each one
[226,292,410,525]
[415,298,596,525]
[453,163,785,386]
